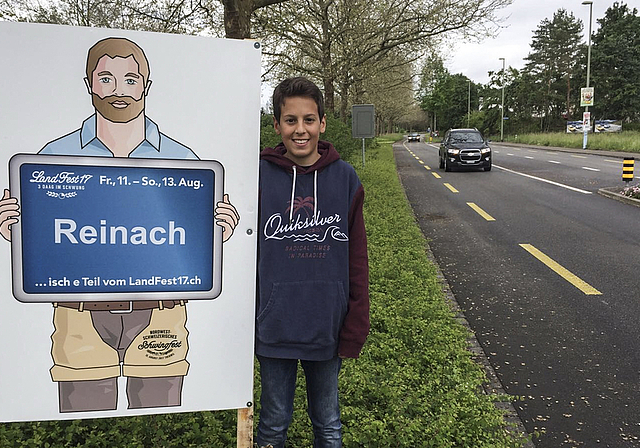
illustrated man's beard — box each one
[92,94,145,123]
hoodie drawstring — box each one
[289,166,297,223]
[313,170,318,220]
[289,166,319,223]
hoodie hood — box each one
[260,140,341,174]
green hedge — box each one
[1,127,527,447]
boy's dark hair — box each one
[272,77,325,123]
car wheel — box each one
[439,155,444,169]
[445,157,452,172]
[484,163,492,172]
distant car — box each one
[439,128,492,172]
[407,132,420,142]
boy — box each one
[256,77,370,448]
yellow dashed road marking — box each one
[444,183,459,193]
[467,203,495,221]
[432,172,441,179]
[519,244,602,295]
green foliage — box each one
[259,113,370,162]
[0,411,238,447]
[419,66,478,132]
[591,3,640,122]
[523,8,585,131]
[2,130,527,448]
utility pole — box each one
[467,79,471,128]
[499,57,505,141]
[582,1,593,150]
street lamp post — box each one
[499,57,505,141]
[582,0,593,150]
[467,79,471,128]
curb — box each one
[597,186,640,208]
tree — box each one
[0,0,218,34]
[256,0,513,116]
[0,0,288,38]
[419,60,481,132]
[590,2,640,122]
[523,9,584,130]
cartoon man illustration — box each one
[0,37,239,413]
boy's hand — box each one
[216,194,240,242]
[0,189,20,242]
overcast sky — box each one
[446,0,637,85]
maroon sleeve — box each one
[338,184,370,358]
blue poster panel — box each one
[10,154,224,302]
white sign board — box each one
[583,111,591,129]
[0,22,260,422]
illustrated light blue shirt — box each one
[39,114,198,160]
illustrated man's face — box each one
[88,55,149,123]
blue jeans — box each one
[256,355,342,448]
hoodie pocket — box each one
[257,281,347,347]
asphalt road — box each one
[394,139,640,448]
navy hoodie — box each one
[257,141,370,360]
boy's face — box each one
[274,96,326,166]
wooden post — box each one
[237,404,254,448]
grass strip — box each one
[508,131,640,153]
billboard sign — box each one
[0,22,259,422]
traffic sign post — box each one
[582,111,591,150]
[352,104,375,167]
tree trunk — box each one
[223,0,253,39]
[319,0,335,114]
[339,76,350,123]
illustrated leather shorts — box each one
[50,303,189,382]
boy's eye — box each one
[99,77,111,84]
[285,118,296,124]
[125,79,137,85]
[304,118,316,123]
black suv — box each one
[439,128,491,171]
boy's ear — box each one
[273,116,281,135]
[320,114,327,133]
[84,77,92,95]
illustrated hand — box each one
[216,194,240,242]
[0,189,20,242]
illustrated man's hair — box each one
[85,37,150,87]
[272,77,325,123]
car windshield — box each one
[450,132,483,143]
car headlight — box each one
[447,148,460,155]
[481,148,491,154]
